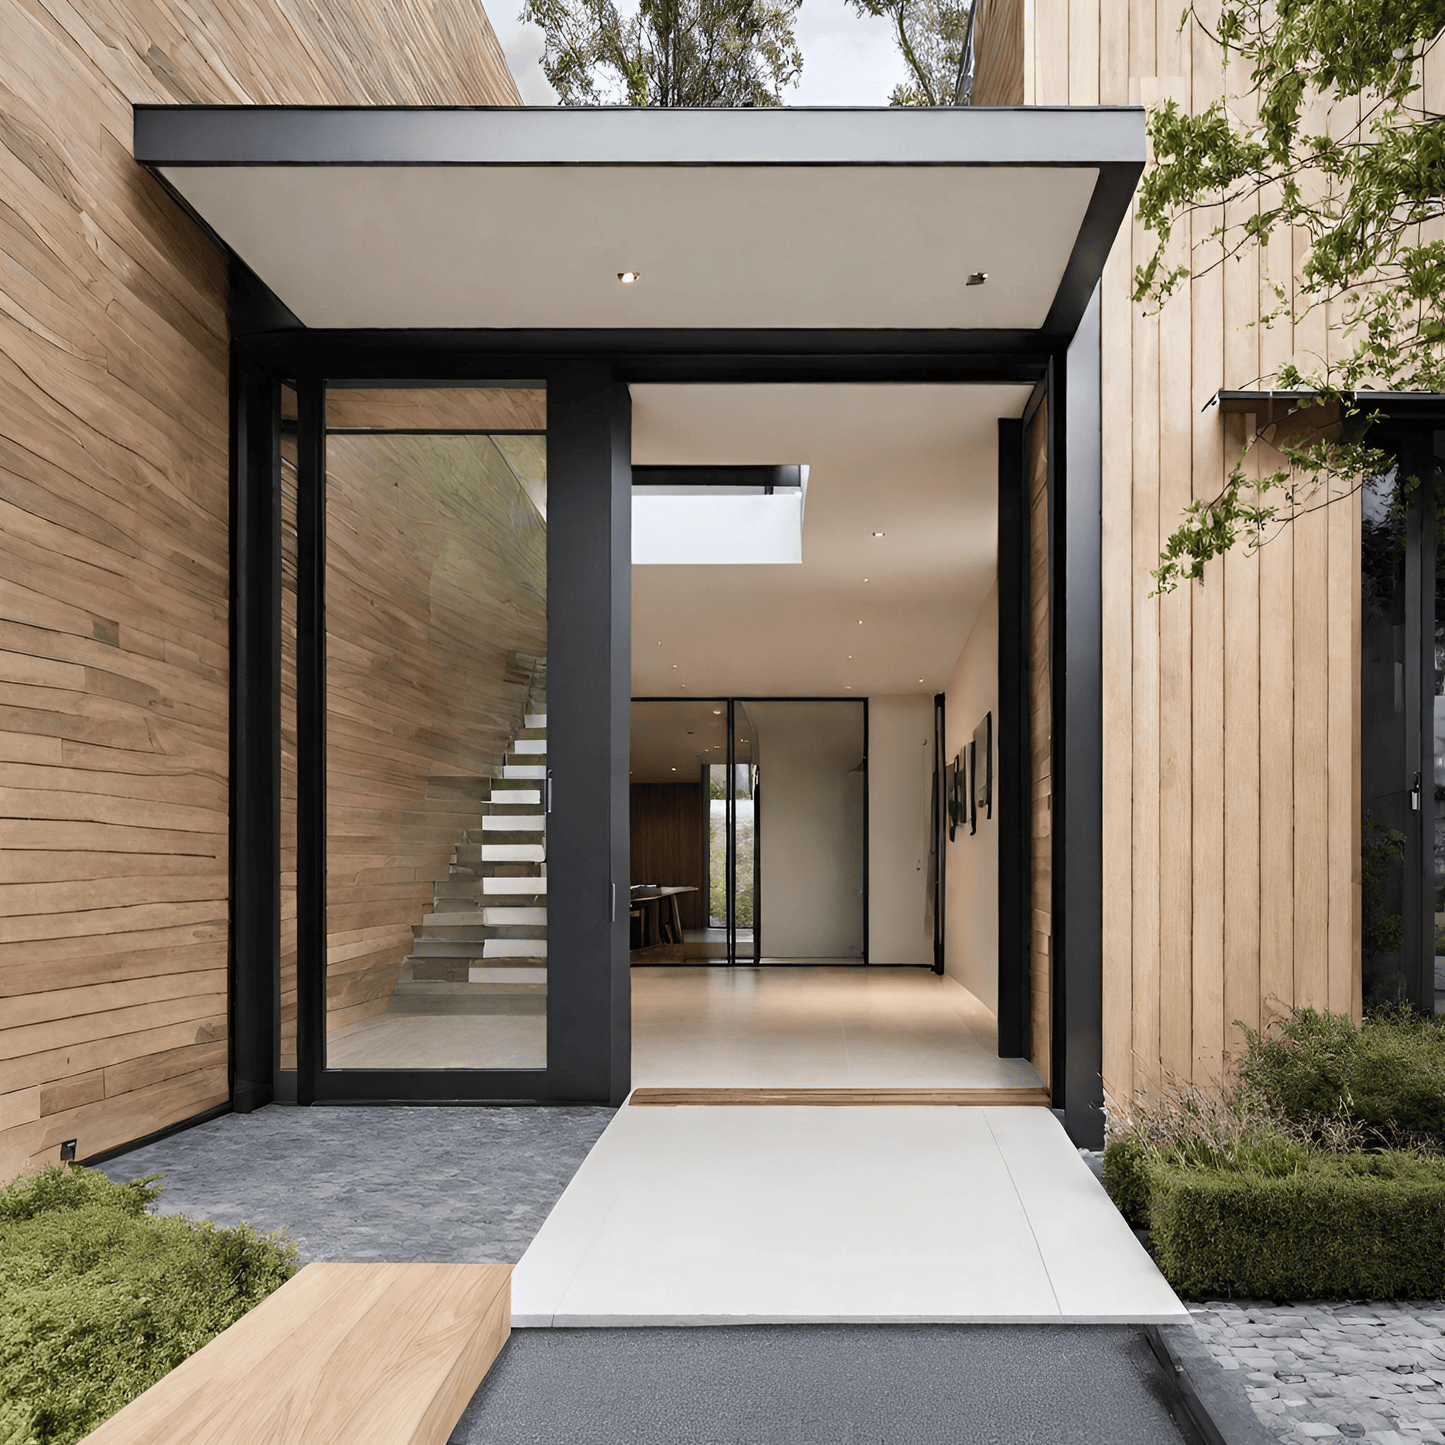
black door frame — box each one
[228,319,1103,1137]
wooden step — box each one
[78,1262,510,1445]
[627,1087,1054,1107]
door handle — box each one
[1412,771,1422,812]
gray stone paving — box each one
[95,1103,615,1264]
[1189,1300,1445,1444]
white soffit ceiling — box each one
[158,165,1097,330]
[630,382,1031,698]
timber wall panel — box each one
[1027,402,1052,1088]
[0,0,519,1179]
[1030,0,1362,1106]
[630,784,707,932]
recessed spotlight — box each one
[847,655,853,659]
[671,766,677,771]
[966,271,988,286]
[672,663,678,668]
[845,685,852,690]
[872,531,885,538]
[712,709,722,715]
[863,577,869,583]
[618,271,642,284]
[857,620,864,625]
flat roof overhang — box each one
[134,106,1144,360]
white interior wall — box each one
[749,701,865,959]
[866,695,934,965]
[943,583,1000,1013]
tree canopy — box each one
[519,0,802,106]
[845,0,972,105]
[1132,0,1445,591]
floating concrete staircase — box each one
[392,709,548,1007]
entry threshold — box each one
[511,1105,1187,1327]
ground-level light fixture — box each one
[618,271,641,283]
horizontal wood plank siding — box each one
[0,0,519,1179]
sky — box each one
[497,0,911,106]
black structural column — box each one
[1058,286,1105,1146]
[293,377,326,1105]
[229,355,279,1114]
[995,415,1029,1058]
[547,364,632,1103]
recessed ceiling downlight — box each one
[966,271,988,286]
[618,271,642,284]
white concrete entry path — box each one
[632,966,1045,1089]
[512,1104,1187,1327]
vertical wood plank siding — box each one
[0,0,519,1179]
[1026,0,1362,1106]
[1028,402,1053,1088]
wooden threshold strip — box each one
[628,1087,1052,1107]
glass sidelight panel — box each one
[731,704,760,964]
[321,387,548,1069]
[629,700,725,958]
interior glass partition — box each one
[320,386,548,1069]
[628,699,723,956]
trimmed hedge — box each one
[0,1166,296,1445]
[1142,1151,1445,1299]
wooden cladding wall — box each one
[1027,402,1053,1091]
[630,784,707,932]
[1026,0,1364,1104]
[0,0,519,1179]
[971,0,1025,105]
[324,434,546,1036]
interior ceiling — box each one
[630,700,732,783]
[630,383,1030,699]
[158,165,1096,330]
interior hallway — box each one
[632,965,1043,1089]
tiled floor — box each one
[631,965,1044,1088]
[327,1009,545,1069]
[512,1103,1188,1326]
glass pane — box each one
[744,701,866,963]
[280,386,298,1073]
[628,701,725,960]
[1361,464,1410,1008]
[322,391,547,1068]
[1434,480,1445,1014]
[733,705,758,958]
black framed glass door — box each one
[248,364,632,1104]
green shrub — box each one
[1147,1150,1445,1299]
[1238,1005,1445,1147]
[1103,1135,1150,1227]
[0,1166,296,1445]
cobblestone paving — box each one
[1189,1300,1445,1444]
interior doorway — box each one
[629,698,865,967]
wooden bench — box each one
[80,1262,511,1445]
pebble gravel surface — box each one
[1190,1300,1445,1445]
